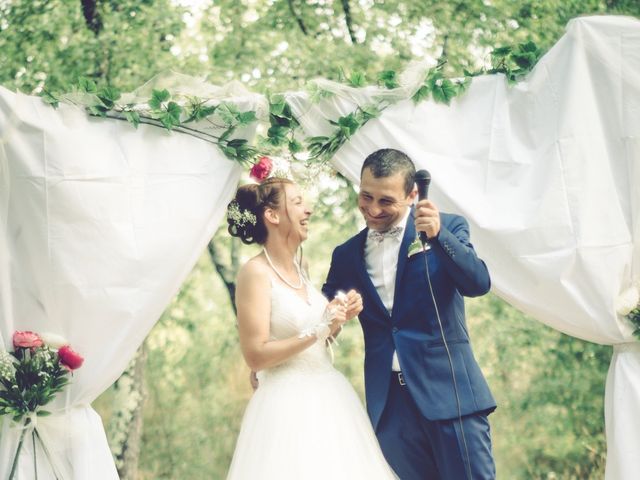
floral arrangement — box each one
[0,331,84,479]
[616,283,640,339]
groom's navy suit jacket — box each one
[322,210,496,430]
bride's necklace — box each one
[263,248,304,290]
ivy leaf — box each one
[166,101,182,122]
[217,102,240,125]
[186,102,217,122]
[308,82,334,103]
[491,46,512,58]
[359,103,381,121]
[288,139,303,153]
[456,76,472,95]
[348,71,367,88]
[431,78,458,105]
[269,95,287,116]
[124,110,140,128]
[87,104,108,117]
[149,89,170,110]
[219,126,236,142]
[40,90,59,109]
[267,125,289,146]
[337,113,360,136]
[77,77,97,94]
[97,86,121,109]
[411,85,431,104]
[378,70,399,89]
[237,111,257,125]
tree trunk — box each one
[207,236,240,314]
[80,0,102,35]
[287,0,309,36]
[340,0,357,44]
[107,342,148,480]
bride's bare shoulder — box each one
[237,255,270,285]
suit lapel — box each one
[392,209,417,318]
[354,229,391,319]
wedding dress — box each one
[226,277,398,479]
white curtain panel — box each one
[288,16,640,480]
[0,87,251,478]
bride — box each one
[225,177,397,479]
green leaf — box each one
[337,113,360,136]
[217,102,240,125]
[165,101,182,122]
[237,111,257,125]
[37,410,51,416]
[87,105,108,117]
[432,78,458,105]
[77,77,97,94]
[411,85,431,104]
[307,83,334,103]
[219,126,236,143]
[198,105,217,119]
[288,139,303,153]
[491,46,512,58]
[359,103,381,120]
[457,76,472,95]
[124,111,140,128]
[40,90,59,109]
[149,89,170,110]
[270,100,286,117]
[378,70,399,89]
[348,71,366,88]
[97,86,121,109]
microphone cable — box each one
[421,240,473,480]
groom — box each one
[323,149,496,479]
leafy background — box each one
[2,1,639,478]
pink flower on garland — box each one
[250,156,273,182]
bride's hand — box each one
[344,290,363,320]
[326,298,347,336]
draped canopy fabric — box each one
[0,86,258,478]
[0,13,638,480]
[288,15,640,479]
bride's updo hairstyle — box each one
[227,177,294,245]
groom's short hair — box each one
[361,149,416,195]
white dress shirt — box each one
[364,208,411,372]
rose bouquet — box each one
[0,331,84,479]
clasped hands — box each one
[325,289,363,336]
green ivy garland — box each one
[40,40,544,167]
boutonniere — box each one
[407,236,429,258]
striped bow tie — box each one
[368,226,403,244]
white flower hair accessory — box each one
[228,201,257,228]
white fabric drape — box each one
[0,86,255,478]
[288,15,640,480]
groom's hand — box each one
[415,199,441,239]
[345,290,363,320]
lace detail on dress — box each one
[258,280,334,384]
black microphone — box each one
[414,169,431,245]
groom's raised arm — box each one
[432,215,491,298]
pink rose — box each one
[58,345,84,371]
[13,331,44,349]
[250,156,272,182]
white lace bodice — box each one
[258,279,334,382]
